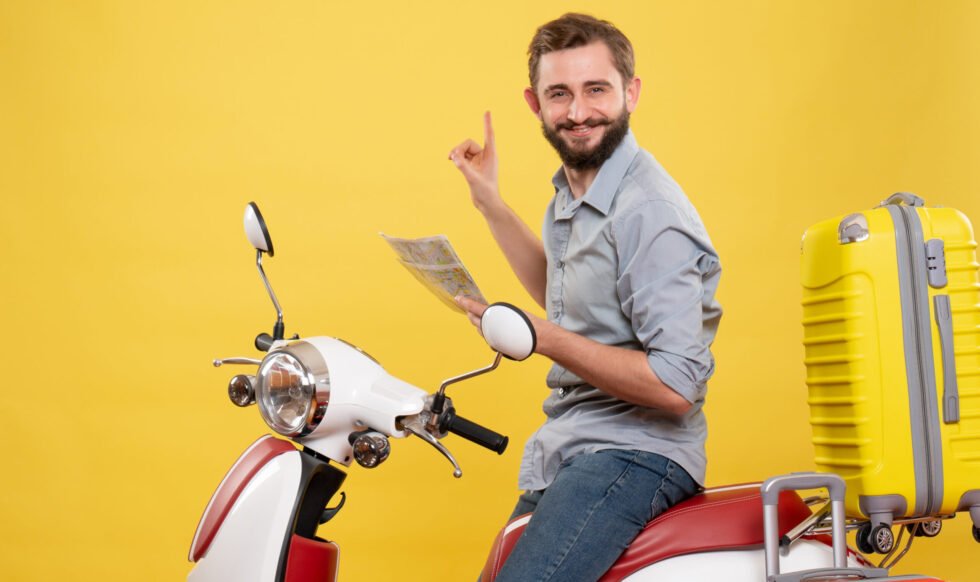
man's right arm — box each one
[449,112,547,309]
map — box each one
[381,233,486,313]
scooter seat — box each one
[480,482,814,581]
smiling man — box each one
[449,13,722,582]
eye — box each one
[588,86,605,94]
[548,90,567,99]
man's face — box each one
[525,41,641,171]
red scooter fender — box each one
[188,435,346,582]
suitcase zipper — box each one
[896,205,942,516]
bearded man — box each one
[449,13,722,581]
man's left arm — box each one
[457,199,717,416]
[457,297,691,415]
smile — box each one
[564,125,600,138]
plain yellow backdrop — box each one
[2,1,978,580]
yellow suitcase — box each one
[800,193,980,552]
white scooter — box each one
[188,203,945,582]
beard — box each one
[541,108,631,171]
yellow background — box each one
[2,1,978,580]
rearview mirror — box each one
[244,202,274,256]
[480,303,536,361]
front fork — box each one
[278,448,347,582]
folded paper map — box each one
[381,233,486,313]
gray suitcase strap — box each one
[881,192,959,425]
[886,203,945,517]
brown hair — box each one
[527,13,635,91]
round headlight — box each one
[255,345,329,436]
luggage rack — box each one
[785,495,954,569]
[761,473,958,581]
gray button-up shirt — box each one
[519,131,722,490]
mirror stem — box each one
[432,352,503,414]
[256,249,285,340]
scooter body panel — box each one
[295,336,427,466]
[189,449,303,582]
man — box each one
[448,13,722,582]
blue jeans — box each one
[494,449,698,582]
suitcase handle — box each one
[934,295,960,423]
[876,192,925,208]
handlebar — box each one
[255,333,275,351]
[440,408,508,454]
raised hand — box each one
[448,111,502,215]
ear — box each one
[524,87,541,117]
[625,77,641,113]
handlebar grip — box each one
[441,409,508,454]
[255,333,275,352]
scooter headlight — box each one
[255,344,330,437]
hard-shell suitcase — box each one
[800,193,980,548]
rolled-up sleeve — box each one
[613,200,719,404]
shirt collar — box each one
[550,130,640,217]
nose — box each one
[566,97,590,124]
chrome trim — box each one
[227,374,256,407]
[401,415,462,478]
[781,501,832,547]
[424,394,452,436]
[335,338,380,365]
[878,523,913,570]
[283,341,331,436]
[351,431,391,468]
[434,352,502,406]
[213,357,262,367]
[255,341,330,437]
[256,249,284,335]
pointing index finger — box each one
[483,111,495,151]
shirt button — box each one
[556,261,564,269]
[558,387,567,398]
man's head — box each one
[527,13,635,94]
[525,14,640,171]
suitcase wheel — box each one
[857,522,895,554]
[870,524,895,553]
[905,520,942,538]
[856,523,875,554]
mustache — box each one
[554,117,611,131]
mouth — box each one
[557,119,610,141]
[566,125,596,138]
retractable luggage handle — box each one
[761,473,888,582]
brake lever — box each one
[400,415,463,478]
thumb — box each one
[455,295,488,317]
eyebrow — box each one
[543,80,615,93]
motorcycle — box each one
[188,203,945,582]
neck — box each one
[564,166,600,200]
